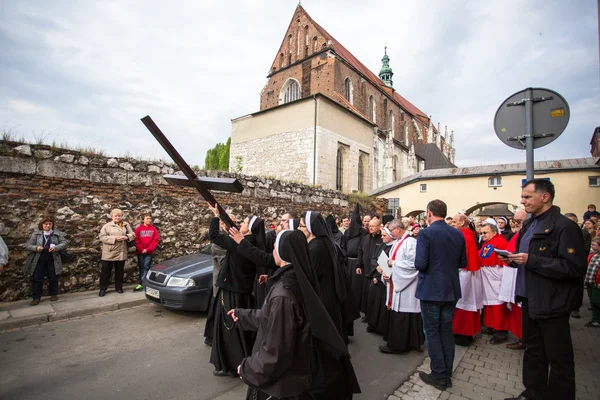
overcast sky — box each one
[1,0,598,168]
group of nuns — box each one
[204,203,361,400]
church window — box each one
[369,95,375,121]
[297,29,301,56]
[304,26,309,57]
[358,156,364,192]
[313,37,318,52]
[279,53,283,68]
[288,34,293,64]
[400,111,404,122]
[388,110,394,135]
[336,149,343,191]
[279,78,301,104]
[344,78,353,104]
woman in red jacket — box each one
[134,214,160,291]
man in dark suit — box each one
[415,199,467,390]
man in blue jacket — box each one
[415,199,467,390]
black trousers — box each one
[32,258,58,300]
[100,260,125,290]
[520,297,575,400]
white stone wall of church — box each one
[229,128,315,184]
[314,126,372,192]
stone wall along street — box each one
[0,141,387,301]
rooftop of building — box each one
[371,157,600,196]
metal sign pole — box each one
[525,87,534,181]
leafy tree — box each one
[204,138,230,170]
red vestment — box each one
[480,234,510,331]
[452,228,482,336]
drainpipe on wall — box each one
[313,95,317,185]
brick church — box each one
[230,4,456,193]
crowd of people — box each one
[11,209,161,305]
[200,179,594,400]
[1,179,598,400]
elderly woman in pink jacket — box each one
[99,209,134,296]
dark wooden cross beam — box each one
[141,115,240,229]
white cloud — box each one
[0,0,597,168]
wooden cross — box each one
[141,115,241,229]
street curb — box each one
[0,298,149,331]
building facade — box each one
[230,5,455,192]
[371,157,600,221]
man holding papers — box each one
[379,219,424,354]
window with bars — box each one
[336,149,343,191]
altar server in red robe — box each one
[478,218,510,344]
[451,214,483,346]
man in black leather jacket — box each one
[503,179,587,400]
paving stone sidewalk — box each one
[0,285,146,331]
[388,298,599,400]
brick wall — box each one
[0,141,387,301]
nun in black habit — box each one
[342,205,369,314]
[325,214,344,249]
[246,216,271,308]
[230,230,361,400]
[206,203,257,377]
[365,225,394,334]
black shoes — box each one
[419,371,447,390]
[366,325,375,333]
[481,326,494,335]
[504,394,530,400]
[378,345,407,354]
[213,370,237,377]
[116,289,124,294]
[360,316,367,323]
[489,336,508,345]
[204,337,213,346]
[98,290,106,297]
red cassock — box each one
[452,228,482,336]
[506,232,522,340]
[479,234,510,331]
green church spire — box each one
[379,46,394,88]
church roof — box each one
[413,143,457,169]
[300,6,435,132]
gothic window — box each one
[304,26,309,57]
[369,95,375,121]
[279,78,301,104]
[358,156,364,192]
[288,34,293,64]
[344,78,353,104]
[401,111,405,122]
[388,110,394,135]
[279,53,283,68]
[392,156,398,182]
[297,29,301,56]
[336,149,343,191]
[313,37,318,52]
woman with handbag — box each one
[99,208,135,296]
[24,216,67,305]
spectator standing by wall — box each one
[134,214,160,291]
[583,204,600,221]
[98,209,135,297]
[24,217,67,305]
[415,200,467,390]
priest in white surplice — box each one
[379,219,425,354]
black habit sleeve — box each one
[237,239,277,269]
[239,297,298,389]
[208,217,238,252]
[235,308,262,332]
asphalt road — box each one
[0,303,426,400]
